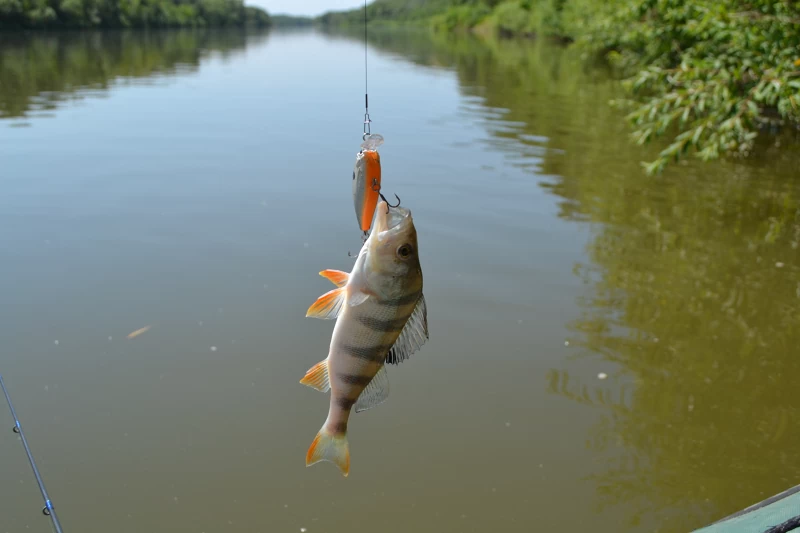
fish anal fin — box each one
[319,270,349,288]
[306,427,350,477]
[354,365,390,413]
[299,360,330,392]
[385,293,429,365]
[306,287,345,320]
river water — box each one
[1,27,799,533]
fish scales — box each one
[326,294,419,429]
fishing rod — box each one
[0,375,65,533]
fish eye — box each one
[397,244,413,259]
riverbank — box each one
[319,0,800,174]
[0,0,271,30]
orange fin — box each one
[306,287,345,320]
[299,360,330,392]
[319,269,349,288]
[306,426,350,477]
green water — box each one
[1,28,798,533]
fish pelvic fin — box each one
[299,359,330,392]
[319,269,349,287]
[306,287,346,320]
[306,426,350,477]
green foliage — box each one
[492,2,530,35]
[244,6,270,27]
[0,0,270,28]
[319,0,578,39]
[431,3,491,33]
[318,0,457,27]
[479,0,585,40]
[579,0,800,174]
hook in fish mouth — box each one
[387,206,412,232]
[371,195,411,234]
[379,193,401,210]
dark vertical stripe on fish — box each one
[382,291,421,308]
[342,343,393,362]
[357,315,409,333]
[336,396,357,410]
[333,421,348,434]
[339,373,374,386]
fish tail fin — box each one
[306,425,350,477]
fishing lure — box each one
[352,134,384,234]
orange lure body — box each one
[352,149,382,233]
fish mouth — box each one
[386,205,411,230]
[373,201,412,234]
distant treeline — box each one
[317,0,800,175]
[270,14,313,27]
[0,0,271,29]
[317,0,456,26]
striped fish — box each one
[300,200,428,476]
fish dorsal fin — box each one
[319,269,349,287]
[306,287,345,320]
[354,365,390,413]
[385,294,429,365]
[299,359,330,392]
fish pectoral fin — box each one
[354,365,390,414]
[385,293,429,365]
[306,287,346,320]
[342,249,371,307]
[347,289,370,307]
[299,359,330,392]
[319,269,349,288]
[307,426,350,477]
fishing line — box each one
[0,375,65,533]
[362,0,371,139]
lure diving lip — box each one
[352,134,384,233]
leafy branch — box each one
[582,0,800,174]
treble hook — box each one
[379,193,401,211]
